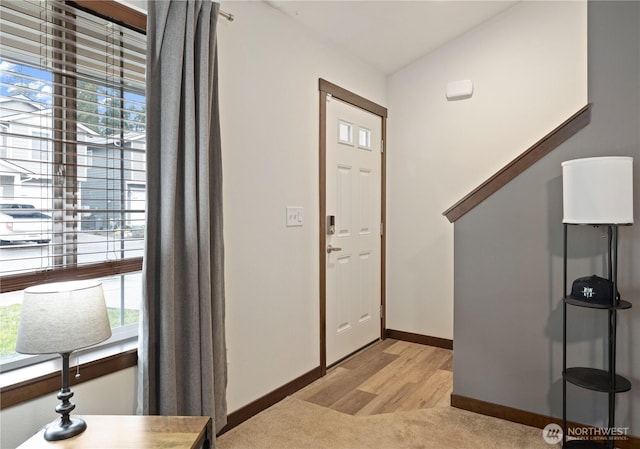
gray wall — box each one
[453,0,639,435]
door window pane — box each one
[358,127,372,150]
[338,120,353,145]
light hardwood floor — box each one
[218,338,561,449]
[295,339,453,416]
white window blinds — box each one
[0,0,146,292]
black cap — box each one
[570,275,619,305]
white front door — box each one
[326,96,381,366]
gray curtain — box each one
[139,0,227,435]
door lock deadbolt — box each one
[327,215,335,235]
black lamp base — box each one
[43,352,86,441]
[44,417,87,441]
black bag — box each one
[570,275,619,305]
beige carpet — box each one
[216,396,559,449]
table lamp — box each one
[15,280,112,441]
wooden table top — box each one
[17,415,212,449]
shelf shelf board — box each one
[564,222,633,227]
[563,439,609,448]
[564,297,632,310]
[564,367,632,393]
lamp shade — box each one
[16,280,112,354]
[562,156,634,224]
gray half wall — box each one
[453,0,639,435]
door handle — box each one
[327,244,342,254]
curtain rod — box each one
[219,9,234,22]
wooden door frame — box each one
[319,78,388,375]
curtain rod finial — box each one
[220,10,234,22]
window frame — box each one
[0,0,146,408]
[0,123,8,159]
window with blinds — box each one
[0,0,146,368]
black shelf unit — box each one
[562,224,632,449]
[564,297,632,310]
[564,367,631,393]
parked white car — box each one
[0,203,52,245]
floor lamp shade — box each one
[16,280,112,355]
[562,156,634,225]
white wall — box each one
[0,367,136,449]
[2,1,591,444]
[1,2,386,444]
[453,1,640,432]
[386,0,587,340]
[217,0,386,412]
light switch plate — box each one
[286,207,304,227]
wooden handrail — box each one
[443,104,592,223]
